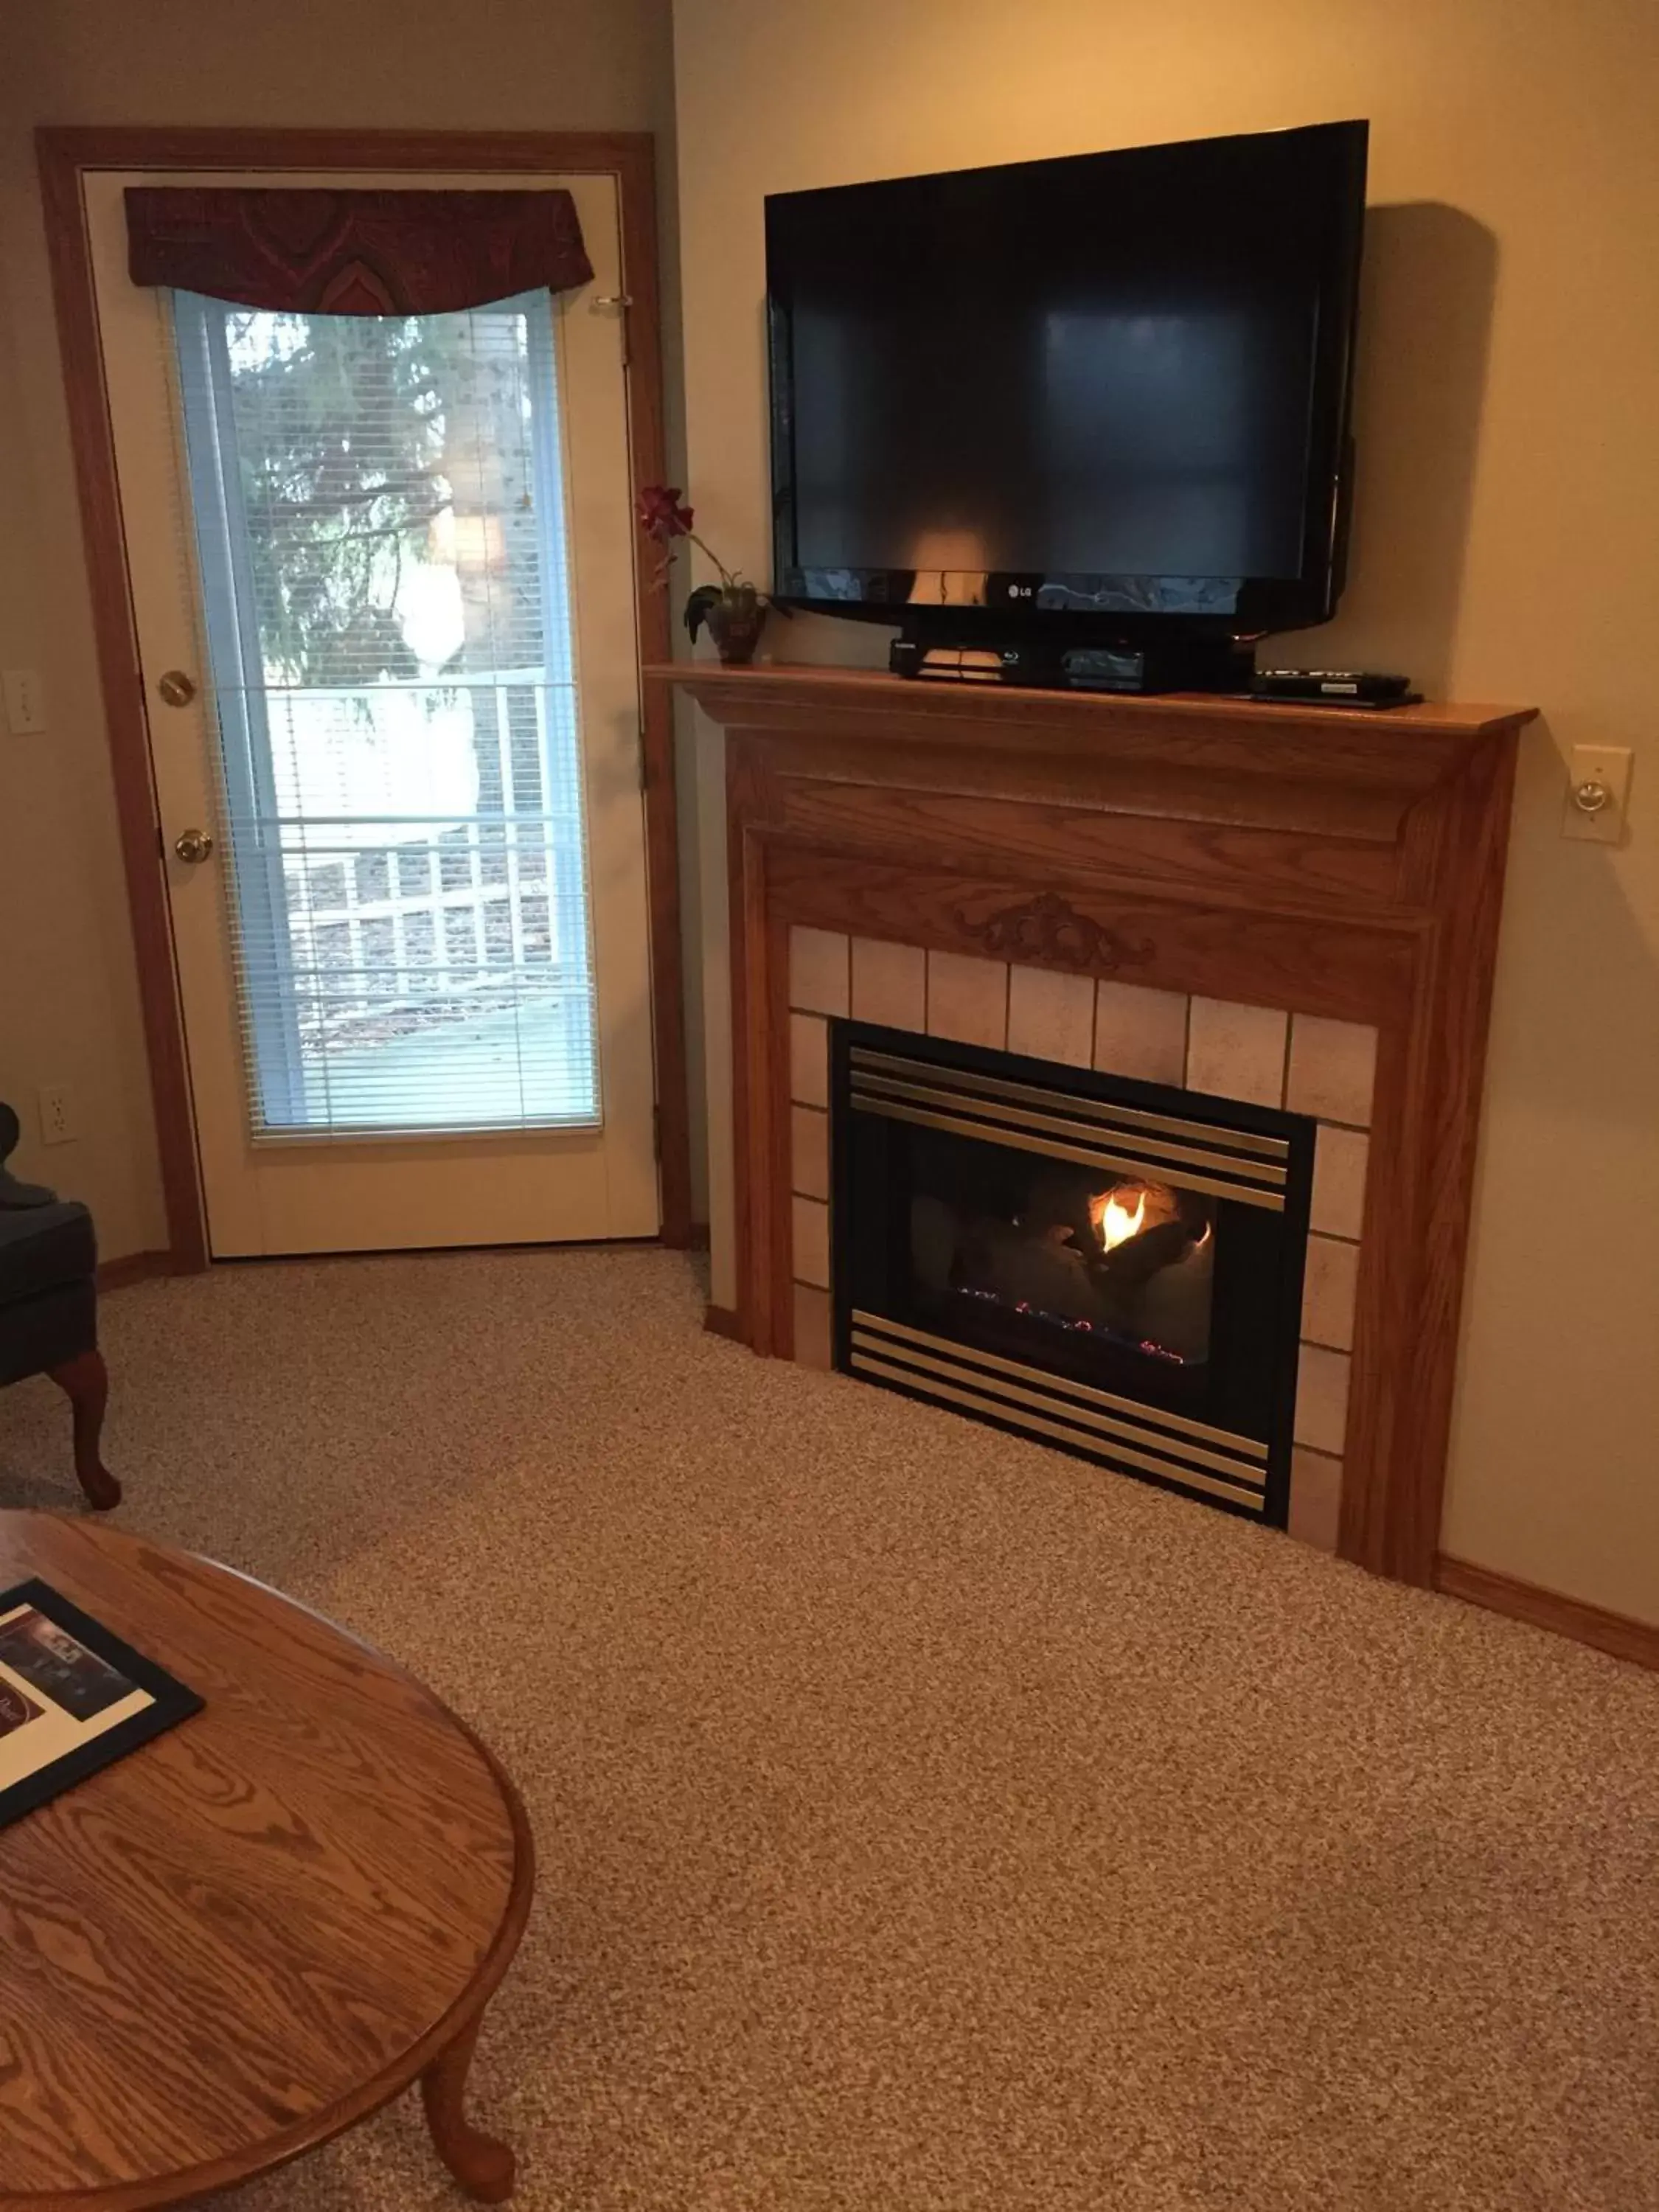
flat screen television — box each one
[765,121,1368,683]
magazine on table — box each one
[0,1579,203,1829]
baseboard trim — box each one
[703,1302,745,1343]
[97,1250,173,1293]
[1436,1554,1659,1673]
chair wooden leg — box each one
[47,1347,120,1511]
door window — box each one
[173,289,599,1135]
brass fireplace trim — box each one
[850,1318,1269,1512]
[850,1071,1287,1186]
[848,1091,1287,1212]
[849,1046,1291,1158]
[851,1310,1269,1462]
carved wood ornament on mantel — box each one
[952,889,1155,973]
[655,664,1537,1592]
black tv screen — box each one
[765,122,1368,641]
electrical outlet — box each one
[1562,742,1633,844]
[38,1084,74,1147]
[3,669,47,734]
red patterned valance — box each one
[125,187,593,315]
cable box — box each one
[889,637,1255,695]
[1251,669,1421,706]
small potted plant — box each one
[637,484,768,666]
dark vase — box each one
[703,584,767,667]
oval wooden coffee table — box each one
[0,1512,534,2211]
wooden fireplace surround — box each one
[660,664,1537,1589]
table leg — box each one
[420,2010,516,2202]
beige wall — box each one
[673,0,1659,1621]
[0,0,693,1262]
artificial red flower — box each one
[637,484,695,541]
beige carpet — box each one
[3,1246,1656,2211]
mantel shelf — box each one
[649,661,1534,744]
[650,661,1537,848]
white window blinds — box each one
[171,289,599,1137]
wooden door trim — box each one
[38,133,208,1269]
[35,126,692,1268]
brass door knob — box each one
[157,669,198,707]
[173,827,215,863]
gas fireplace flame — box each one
[1091,1187,1147,1252]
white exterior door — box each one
[87,170,658,1254]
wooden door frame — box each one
[36,126,694,1270]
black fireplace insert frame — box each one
[830,1018,1317,1525]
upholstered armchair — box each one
[0,1104,119,1509]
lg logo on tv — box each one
[1006,583,1034,599]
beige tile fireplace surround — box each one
[784,925,1376,1551]
[663,663,1537,1592]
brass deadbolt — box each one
[173,827,215,863]
[157,669,198,707]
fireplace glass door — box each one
[832,1023,1315,1522]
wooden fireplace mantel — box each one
[658,662,1537,1587]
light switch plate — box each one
[1562,743,1632,844]
[3,669,46,734]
